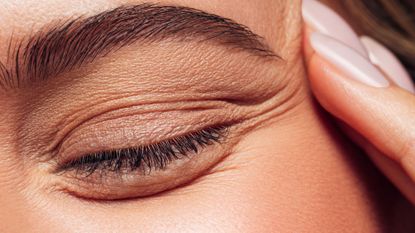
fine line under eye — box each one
[58,125,228,176]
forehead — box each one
[0,0,287,61]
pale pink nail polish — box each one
[310,33,389,88]
[302,0,368,57]
[361,36,415,93]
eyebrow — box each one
[0,4,278,90]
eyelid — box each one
[49,101,241,163]
[56,124,228,176]
[53,123,238,200]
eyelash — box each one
[58,125,228,176]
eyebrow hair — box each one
[0,4,278,90]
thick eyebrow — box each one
[0,4,278,90]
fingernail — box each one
[310,33,389,88]
[361,36,415,93]
[302,0,368,57]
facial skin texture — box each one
[0,0,414,233]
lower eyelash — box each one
[58,125,228,176]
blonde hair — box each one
[343,0,415,79]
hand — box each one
[302,0,415,204]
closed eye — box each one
[53,122,235,201]
[57,125,227,177]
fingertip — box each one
[360,36,415,93]
[306,50,377,125]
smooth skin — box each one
[0,0,414,232]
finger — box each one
[307,32,415,198]
[339,122,415,204]
[366,143,415,205]
[358,37,415,203]
[302,0,415,204]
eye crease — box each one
[57,125,228,177]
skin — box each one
[0,0,414,232]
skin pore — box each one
[0,0,414,232]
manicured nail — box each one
[302,0,368,57]
[310,33,389,88]
[361,36,415,93]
